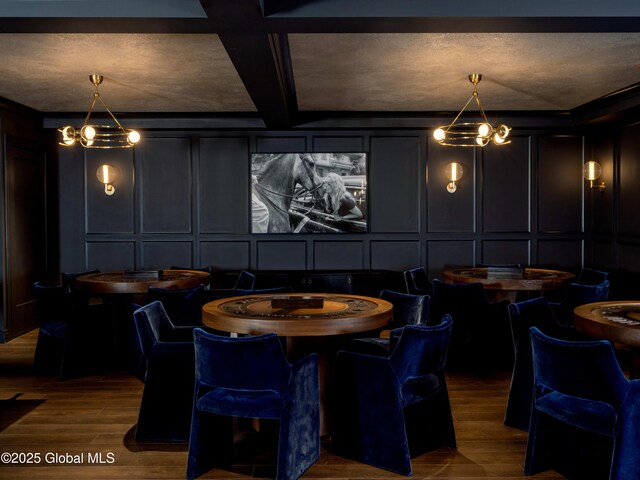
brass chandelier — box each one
[59,74,141,149]
[433,74,511,147]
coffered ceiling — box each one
[0,0,639,128]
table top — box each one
[75,269,210,295]
[202,293,393,337]
[574,301,640,348]
[442,267,575,291]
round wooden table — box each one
[75,269,210,295]
[574,301,640,378]
[442,267,575,302]
[203,293,393,436]
[202,293,393,337]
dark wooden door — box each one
[3,138,47,341]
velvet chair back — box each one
[381,289,429,328]
[577,267,610,285]
[390,314,450,384]
[233,270,256,290]
[531,327,626,404]
[340,290,430,356]
[193,331,290,393]
[526,327,640,479]
[403,267,432,295]
[146,284,205,326]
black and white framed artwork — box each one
[251,152,367,233]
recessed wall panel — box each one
[427,240,475,280]
[483,136,530,233]
[256,137,307,153]
[257,241,306,270]
[617,242,640,274]
[141,137,192,233]
[201,241,250,270]
[537,136,583,234]
[369,136,420,233]
[313,136,364,152]
[619,124,640,236]
[590,240,614,272]
[481,240,530,265]
[370,241,420,271]
[314,241,364,269]
[199,137,249,234]
[86,149,134,234]
[427,141,475,233]
[87,242,135,271]
[142,241,192,270]
[537,239,582,272]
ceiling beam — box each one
[218,32,298,128]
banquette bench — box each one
[210,270,406,298]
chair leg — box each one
[524,409,552,476]
[33,331,64,375]
[186,411,233,480]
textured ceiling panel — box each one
[0,33,255,112]
[290,33,640,111]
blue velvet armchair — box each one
[550,280,610,326]
[526,327,640,479]
[343,289,430,356]
[186,329,319,480]
[33,281,115,380]
[431,279,511,371]
[132,301,195,442]
[332,316,455,476]
[505,297,584,431]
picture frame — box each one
[251,152,367,234]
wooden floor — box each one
[0,330,565,480]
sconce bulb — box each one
[433,128,446,141]
[476,136,485,146]
[478,123,491,137]
[82,126,96,140]
[583,161,602,181]
[127,130,141,144]
[493,132,505,144]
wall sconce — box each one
[96,164,119,195]
[583,161,605,192]
[445,162,463,193]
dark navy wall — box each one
[55,126,590,280]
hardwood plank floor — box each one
[0,330,566,480]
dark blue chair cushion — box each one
[536,391,617,437]
[39,320,68,338]
[196,388,284,419]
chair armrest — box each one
[168,325,197,342]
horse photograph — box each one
[250,153,367,234]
